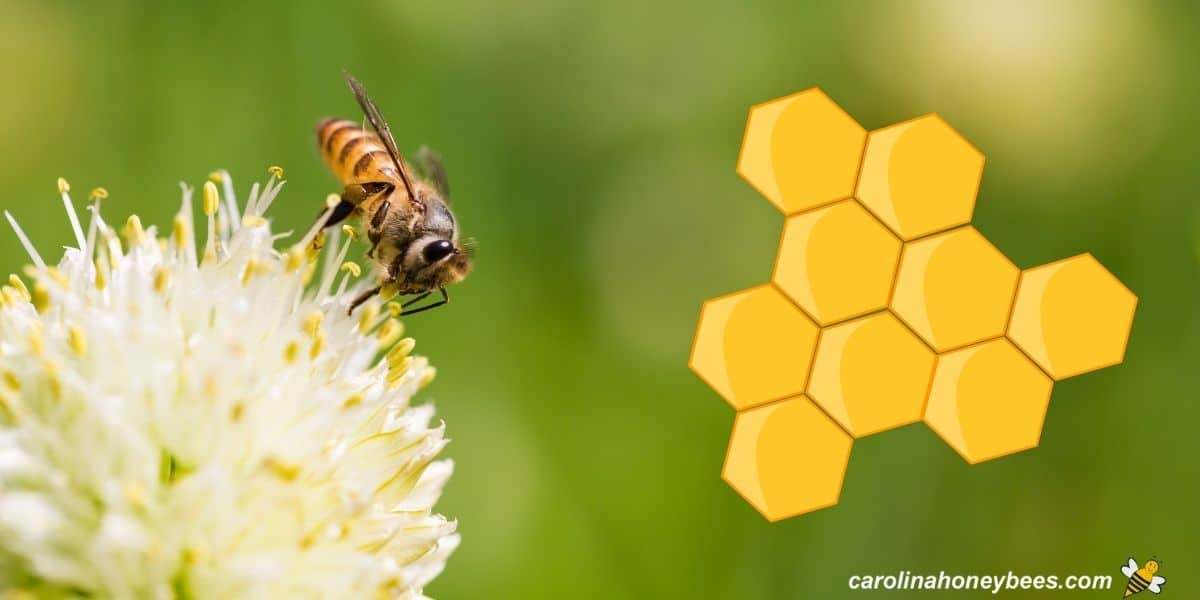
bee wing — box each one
[343,71,419,201]
[1148,575,1165,593]
[1121,558,1138,577]
[415,146,450,199]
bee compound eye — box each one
[422,239,455,263]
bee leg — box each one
[344,181,395,207]
[319,199,356,229]
[387,251,405,280]
[366,230,382,259]
[370,199,391,229]
[399,287,449,316]
[401,291,432,308]
[347,284,383,316]
[365,200,391,259]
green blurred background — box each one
[2,0,1197,597]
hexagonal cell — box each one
[689,285,820,410]
[856,115,984,240]
[722,396,853,520]
[737,89,867,216]
[772,200,902,325]
[807,311,936,437]
[1007,254,1137,380]
[924,338,1053,464]
[891,226,1019,352]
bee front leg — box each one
[348,283,383,316]
[399,287,449,316]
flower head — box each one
[0,170,457,598]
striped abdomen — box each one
[316,118,401,185]
[1124,572,1149,597]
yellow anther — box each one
[325,193,340,209]
[203,181,220,217]
[418,367,438,390]
[89,187,108,201]
[94,258,107,290]
[57,177,70,194]
[388,357,413,382]
[208,171,224,183]
[358,302,380,332]
[341,225,358,240]
[268,165,285,179]
[387,302,403,318]
[43,360,61,400]
[303,311,324,338]
[68,326,87,357]
[157,238,168,254]
[154,266,170,293]
[230,403,244,422]
[202,245,217,266]
[2,371,20,392]
[340,262,362,278]
[8,275,30,302]
[172,215,189,250]
[0,390,18,423]
[284,246,305,272]
[28,324,43,357]
[123,215,145,245]
[309,333,326,360]
[124,481,147,509]
[343,393,364,409]
[242,215,268,228]
[283,341,300,364]
[203,375,218,398]
[376,318,403,348]
[264,456,299,481]
[32,283,50,313]
[182,544,209,565]
[301,262,317,286]
[241,258,259,286]
[45,267,70,289]
[386,337,416,365]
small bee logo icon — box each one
[1121,557,1166,597]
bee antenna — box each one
[461,237,478,256]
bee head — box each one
[404,235,472,289]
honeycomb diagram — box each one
[689,90,1138,521]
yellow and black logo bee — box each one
[1121,557,1166,597]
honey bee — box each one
[316,72,471,315]
[1121,557,1166,597]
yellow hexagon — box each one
[772,200,902,325]
[856,115,984,240]
[891,226,1019,352]
[737,90,867,216]
[689,285,820,410]
[722,396,852,520]
[924,339,1053,464]
[807,311,936,437]
[1007,254,1137,380]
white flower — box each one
[0,171,458,599]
